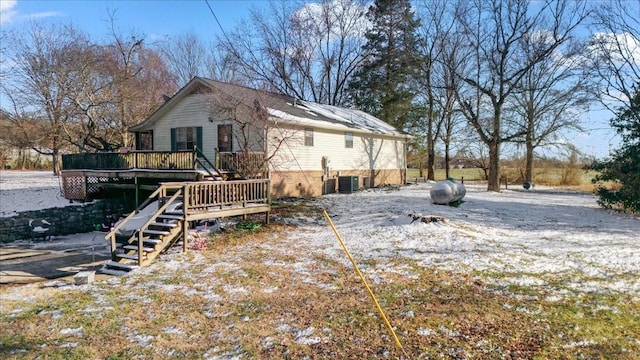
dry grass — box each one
[408,167,600,189]
[1,202,639,359]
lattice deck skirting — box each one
[61,175,87,201]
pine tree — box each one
[347,0,422,131]
[592,85,640,213]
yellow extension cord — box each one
[323,209,404,352]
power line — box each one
[204,0,231,43]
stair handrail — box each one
[134,188,184,266]
[193,146,223,180]
[105,185,166,261]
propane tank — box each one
[430,180,466,205]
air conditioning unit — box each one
[338,176,359,194]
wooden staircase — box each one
[102,186,185,275]
[101,179,271,275]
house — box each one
[129,77,410,198]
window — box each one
[345,132,353,148]
[171,126,202,151]
[218,124,232,152]
[304,128,314,146]
[137,131,153,150]
[176,127,195,150]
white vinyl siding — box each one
[153,94,218,161]
[267,126,405,171]
[150,93,405,174]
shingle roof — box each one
[131,77,407,137]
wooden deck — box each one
[60,149,266,201]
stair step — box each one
[157,214,183,220]
[100,268,130,276]
[104,260,140,270]
[164,211,183,216]
[150,221,178,228]
[143,229,170,235]
[117,253,147,260]
[123,245,155,252]
[143,239,163,245]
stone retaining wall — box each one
[0,199,130,243]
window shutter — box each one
[170,128,176,151]
[134,132,141,150]
[196,126,203,152]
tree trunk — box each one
[427,148,435,180]
[444,138,451,179]
[525,139,534,183]
[487,140,500,191]
[52,149,61,175]
[426,110,435,180]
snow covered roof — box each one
[131,77,408,138]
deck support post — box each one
[182,220,188,252]
[135,177,139,207]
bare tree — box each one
[159,32,209,87]
[453,0,589,191]
[221,0,369,105]
[514,39,590,183]
[438,56,466,180]
[1,22,90,174]
[587,0,640,113]
[203,84,299,178]
[104,15,177,148]
[415,0,468,180]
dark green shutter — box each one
[134,132,141,150]
[196,126,203,152]
[170,128,176,151]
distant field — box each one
[408,167,598,190]
[407,168,485,182]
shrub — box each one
[591,86,640,213]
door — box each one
[218,124,232,152]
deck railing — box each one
[62,151,196,170]
[62,150,266,175]
[184,179,271,213]
[216,151,267,178]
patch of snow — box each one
[129,333,154,347]
[294,326,322,345]
[58,342,79,348]
[0,170,85,217]
[163,326,184,335]
[563,339,597,348]
[418,327,436,336]
[302,183,640,298]
[59,326,83,336]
